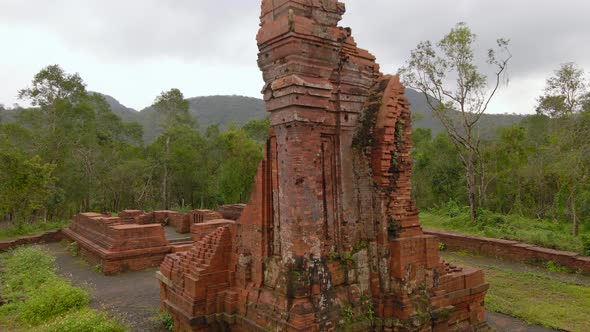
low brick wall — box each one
[0,229,65,252]
[425,229,590,274]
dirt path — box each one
[38,242,560,332]
[41,243,164,332]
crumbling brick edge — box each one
[425,229,590,274]
[0,229,65,252]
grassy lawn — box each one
[421,211,590,255]
[0,246,127,331]
[0,220,70,241]
[444,251,590,332]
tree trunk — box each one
[572,191,579,237]
[163,136,170,210]
[466,151,477,222]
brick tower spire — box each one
[158,1,490,331]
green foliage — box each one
[401,22,511,221]
[444,251,590,332]
[352,96,381,150]
[19,278,90,325]
[421,211,588,254]
[67,241,80,257]
[157,311,174,331]
[543,261,576,274]
[0,66,263,222]
[581,236,590,257]
[411,130,465,209]
[342,304,354,324]
[536,63,588,117]
[0,246,123,330]
[328,251,355,266]
[32,308,127,332]
[361,295,375,323]
[0,246,57,300]
[153,88,192,130]
[242,117,270,142]
[0,145,56,223]
[0,220,69,241]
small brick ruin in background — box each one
[158,1,489,331]
[63,207,235,275]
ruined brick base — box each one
[159,0,489,330]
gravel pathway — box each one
[41,243,164,332]
[39,242,559,332]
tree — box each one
[484,126,529,214]
[243,117,270,142]
[537,63,589,118]
[550,111,590,236]
[153,88,192,130]
[0,143,56,223]
[18,65,87,136]
[152,88,191,209]
[412,129,465,209]
[400,22,511,221]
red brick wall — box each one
[427,229,590,274]
[65,212,173,275]
[0,229,65,252]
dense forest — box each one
[0,65,266,224]
[1,60,589,241]
[412,62,590,237]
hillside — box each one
[2,90,523,143]
[134,95,267,142]
[405,89,525,138]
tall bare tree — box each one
[400,23,511,221]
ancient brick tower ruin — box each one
[158,1,489,331]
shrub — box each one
[157,311,174,331]
[582,236,590,257]
[19,278,90,325]
[544,261,576,274]
[33,308,127,332]
[443,200,462,218]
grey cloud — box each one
[1,0,261,64]
[342,0,590,78]
[3,0,589,74]
[1,0,589,113]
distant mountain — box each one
[0,106,18,123]
[3,91,524,143]
[91,92,139,122]
[405,89,525,139]
[133,95,268,142]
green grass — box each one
[0,220,70,241]
[0,246,126,331]
[444,252,590,332]
[32,308,126,332]
[421,210,589,254]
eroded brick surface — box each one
[63,213,172,275]
[159,1,489,331]
[63,209,225,275]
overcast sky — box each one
[1,0,589,114]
